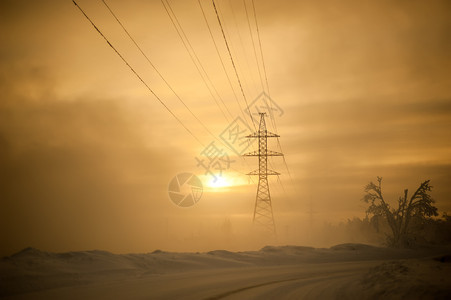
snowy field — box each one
[1,244,450,299]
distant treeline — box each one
[322,214,451,248]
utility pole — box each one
[244,113,283,235]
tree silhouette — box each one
[362,177,438,247]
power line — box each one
[197,0,258,179]
[75,0,254,185]
[250,0,275,132]
[101,2,257,181]
[212,0,264,159]
[101,0,228,148]
[251,0,270,104]
[216,1,258,116]
[242,0,280,174]
[197,0,249,126]
[243,0,264,93]
[161,0,234,123]
[161,0,256,183]
[250,0,295,187]
[227,0,259,95]
[222,0,280,190]
[214,0,271,173]
[72,0,204,147]
[244,0,293,197]
[216,2,254,100]
[211,0,255,129]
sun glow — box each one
[208,176,230,188]
[200,173,250,191]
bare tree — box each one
[363,177,438,247]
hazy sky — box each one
[1,0,451,256]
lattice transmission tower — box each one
[244,113,283,235]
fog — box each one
[1,0,451,258]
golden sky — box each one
[1,0,451,256]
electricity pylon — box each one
[244,112,283,235]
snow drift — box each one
[1,244,450,299]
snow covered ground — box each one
[1,244,450,299]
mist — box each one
[2,0,451,257]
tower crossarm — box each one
[246,131,279,138]
[243,150,283,156]
[267,150,283,156]
[246,169,280,176]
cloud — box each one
[275,97,451,218]
[1,0,450,255]
[0,66,182,256]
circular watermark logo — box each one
[168,173,203,207]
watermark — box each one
[169,91,284,206]
[195,141,234,183]
[219,116,255,155]
[168,172,203,207]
